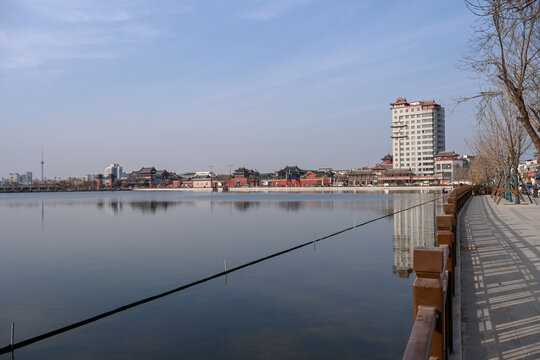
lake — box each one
[0,190,442,359]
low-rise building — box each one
[128,167,172,187]
[8,172,33,184]
[348,169,376,186]
[192,176,212,188]
[519,159,539,184]
[84,174,98,182]
[230,168,260,187]
[434,151,471,185]
[8,173,19,183]
[378,168,414,185]
[270,166,332,186]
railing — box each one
[402,185,472,360]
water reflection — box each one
[95,198,395,216]
[392,197,440,278]
[129,201,175,214]
[233,201,261,212]
[1,193,440,277]
[0,191,442,359]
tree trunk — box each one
[516,107,540,163]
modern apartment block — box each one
[104,163,123,179]
[8,171,33,184]
[390,98,445,177]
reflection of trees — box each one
[233,201,261,212]
[277,201,305,212]
[128,201,176,214]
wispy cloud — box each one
[241,0,310,21]
[20,0,131,23]
[0,0,165,70]
[0,29,118,69]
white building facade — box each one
[8,172,33,184]
[390,98,445,177]
[434,151,471,185]
[104,164,123,179]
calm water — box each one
[0,191,442,359]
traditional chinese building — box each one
[378,168,414,185]
[268,166,332,187]
[229,167,260,187]
[128,167,172,187]
[348,168,376,186]
[192,176,212,188]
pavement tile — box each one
[460,196,540,360]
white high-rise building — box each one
[390,98,445,176]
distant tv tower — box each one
[40,150,45,181]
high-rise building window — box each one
[391,98,445,177]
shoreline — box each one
[133,186,447,193]
[1,185,450,194]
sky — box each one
[0,0,483,178]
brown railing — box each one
[402,185,472,360]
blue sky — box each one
[1,0,480,178]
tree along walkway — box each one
[460,196,540,360]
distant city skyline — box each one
[1,1,494,178]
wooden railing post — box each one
[436,215,456,280]
[413,246,448,360]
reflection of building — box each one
[105,201,124,215]
[393,196,438,278]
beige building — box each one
[434,151,471,185]
[192,176,212,188]
[390,98,445,176]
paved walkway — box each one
[460,196,540,360]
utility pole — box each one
[209,165,214,188]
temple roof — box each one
[383,168,413,175]
[137,167,156,174]
[390,98,409,106]
[435,151,459,159]
[349,169,375,175]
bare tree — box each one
[468,95,532,183]
[454,166,472,183]
[470,152,498,184]
[462,0,540,161]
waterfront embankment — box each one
[133,185,446,193]
[460,196,540,359]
